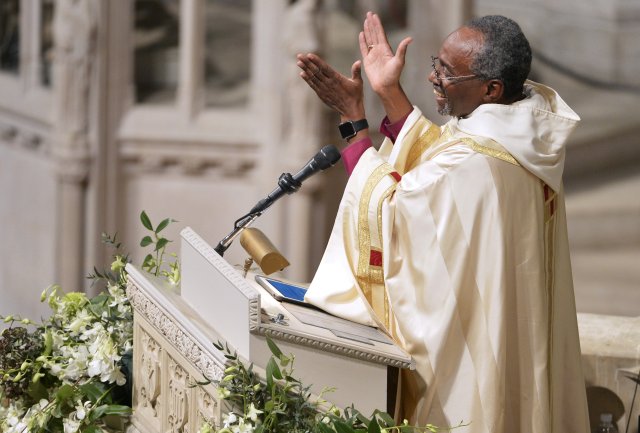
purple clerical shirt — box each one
[341,113,409,176]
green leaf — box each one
[56,384,75,401]
[317,423,334,433]
[90,404,108,421]
[266,335,283,358]
[264,400,274,412]
[373,411,395,427]
[43,328,53,356]
[140,236,153,247]
[80,382,107,403]
[154,238,169,251]
[142,254,154,270]
[90,293,109,305]
[212,341,224,351]
[83,426,103,433]
[367,418,381,433]
[267,357,282,380]
[355,410,369,425]
[140,211,153,231]
[266,358,275,388]
[101,404,132,416]
[155,218,174,234]
[334,420,357,433]
[27,380,48,402]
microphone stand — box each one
[214,173,301,257]
[214,212,260,256]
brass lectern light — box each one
[239,228,290,275]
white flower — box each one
[63,416,82,433]
[232,418,254,433]
[246,403,263,422]
[222,412,238,428]
[51,330,65,350]
[55,345,90,381]
[5,419,28,433]
[1,404,28,433]
[13,399,51,432]
[87,358,104,378]
[75,401,91,420]
[67,309,93,334]
[111,366,127,386]
[108,284,128,307]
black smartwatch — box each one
[338,119,369,141]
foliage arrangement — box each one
[0,211,179,433]
[199,337,460,433]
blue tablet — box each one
[255,275,308,305]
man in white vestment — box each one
[297,12,590,433]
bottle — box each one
[594,413,618,433]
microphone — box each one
[249,145,341,214]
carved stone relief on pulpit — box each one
[132,327,163,432]
[194,388,220,431]
[139,330,162,418]
[127,279,226,433]
[167,357,189,433]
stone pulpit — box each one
[125,227,413,433]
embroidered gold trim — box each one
[377,183,398,329]
[460,137,521,166]
[404,123,441,173]
[357,164,395,304]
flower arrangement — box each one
[0,211,178,433]
[0,260,132,432]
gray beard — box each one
[438,99,452,116]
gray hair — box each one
[467,15,532,99]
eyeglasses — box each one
[431,56,480,84]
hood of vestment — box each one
[449,80,579,192]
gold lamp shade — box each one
[239,228,290,275]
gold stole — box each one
[354,119,441,333]
[353,164,399,332]
[354,117,525,333]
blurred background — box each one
[0,0,640,316]
[0,0,638,331]
[0,0,639,430]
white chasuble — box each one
[305,81,590,433]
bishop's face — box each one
[429,27,487,118]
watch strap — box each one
[339,118,369,140]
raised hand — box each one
[359,11,413,122]
[359,12,412,95]
[296,53,365,121]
